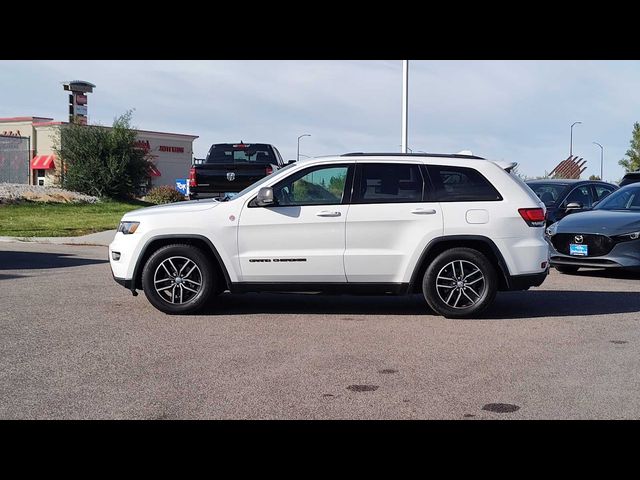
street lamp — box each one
[297,134,311,162]
[593,141,604,179]
[570,121,582,157]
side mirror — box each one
[255,187,275,207]
[565,202,583,211]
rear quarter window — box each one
[426,165,502,202]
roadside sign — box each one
[175,178,188,196]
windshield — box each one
[527,183,569,206]
[206,143,276,164]
[595,185,640,211]
[230,162,298,200]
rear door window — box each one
[353,163,425,204]
[426,165,502,202]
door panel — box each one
[344,163,443,283]
[344,202,443,282]
[237,164,352,283]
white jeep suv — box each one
[109,153,549,318]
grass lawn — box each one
[0,199,152,237]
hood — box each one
[123,199,220,219]
[555,209,640,235]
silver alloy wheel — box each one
[153,256,203,305]
[435,260,485,309]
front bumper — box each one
[549,236,640,269]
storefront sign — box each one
[134,140,151,153]
[159,145,185,153]
[75,105,88,116]
[1,130,22,137]
[75,93,87,105]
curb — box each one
[0,230,116,247]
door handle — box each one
[316,211,342,217]
[411,208,437,215]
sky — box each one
[1,60,638,182]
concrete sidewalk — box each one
[0,229,116,247]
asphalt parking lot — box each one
[2,242,640,419]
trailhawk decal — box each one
[249,258,307,263]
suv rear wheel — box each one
[141,244,215,314]
[423,248,498,318]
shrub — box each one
[145,185,184,204]
[53,111,152,199]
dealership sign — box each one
[159,145,185,153]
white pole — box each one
[401,60,409,153]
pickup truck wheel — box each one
[422,248,497,319]
[142,244,215,314]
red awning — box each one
[31,155,55,169]
[149,164,161,177]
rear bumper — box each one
[505,269,548,290]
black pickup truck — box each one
[188,142,286,199]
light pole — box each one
[401,60,409,153]
[397,145,412,153]
[593,141,604,179]
[570,121,582,157]
[297,134,310,162]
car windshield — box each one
[594,185,640,211]
[230,162,298,200]
[527,183,569,206]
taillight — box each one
[188,166,197,187]
[265,165,273,175]
[518,208,545,227]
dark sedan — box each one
[526,179,618,226]
[546,183,640,273]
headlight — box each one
[117,221,140,235]
[612,231,640,242]
[546,223,558,236]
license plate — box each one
[569,244,588,256]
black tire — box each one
[141,244,216,314]
[555,265,579,274]
[422,247,498,319]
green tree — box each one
[53,111,151,198]
[589,174,601,180]
[619,122,640,173]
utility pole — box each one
[593,141,604,179]
[401,60,409,153]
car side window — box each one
[565,186,592,208]
[353,163,425,204]
[426,165,502,202]
[272,165,350,206]
[594,185,615,201]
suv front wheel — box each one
[141,244,215,314]
[423,248,498,318]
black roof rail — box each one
[341,152,486,160]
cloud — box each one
[1,60,638,181]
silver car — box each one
[547,183,640,273]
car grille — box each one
[551,233,615,257]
